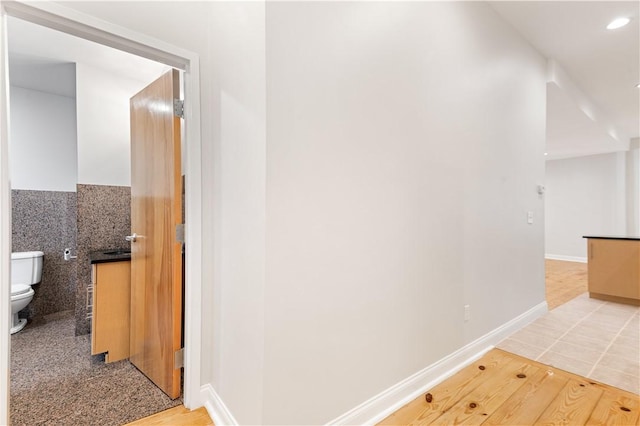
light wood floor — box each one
[545,259,588,310]
[379,348,639,425]
[125,406,213,425]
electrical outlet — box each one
[464,305,471,322]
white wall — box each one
[9,85,77,191]
[55,2,547,425]
[9,58,164,190]
[210,2,266,422]
[626,139,640,235]
[545,153,627,260]
[264,2,546,424]
[58,2,267,424]
[76,63,165,186]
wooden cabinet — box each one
[91,261,131,362]
[586,238,640,305]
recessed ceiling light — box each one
[607,17,630,30]
[544,152,548,156]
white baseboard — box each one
[326,301,548,425]
[545,254,587,263]
[201,384,238,426]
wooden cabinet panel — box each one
[91,261,131,362]
[587,239,640,305]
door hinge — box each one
[174,348,184,369]
[173,99,184,119]
[176,223,185,244]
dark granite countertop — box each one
[89,249,132,264]
[582,235,640,241]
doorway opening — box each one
[0,4,201,421]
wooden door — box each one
[129,69,183,399]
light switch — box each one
[527,211,534,224]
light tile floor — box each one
[497,293,640,394]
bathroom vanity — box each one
[583,236,640,306]
[90,250,131,363]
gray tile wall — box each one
[76,184,131,336]
[11,190,77,322]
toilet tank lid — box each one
[11,251,44,260]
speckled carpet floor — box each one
[10,311,181,426]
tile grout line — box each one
[586,311,638,378]
[501,336,549,358]
[534,301,606,362]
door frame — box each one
[0,1,203,422]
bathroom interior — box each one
[7,16,182,425]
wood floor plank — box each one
[379,349,639,426]
[430,360,538,425]
[586,389,640,425]
[125,406,213,426]
[379,350,515,425]
[483,368,569,425]
[533,379,603,425]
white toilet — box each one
[10,251,44,334]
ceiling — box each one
[7,3,640,160]
[490,1,640,159]
[7,16,167,98]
